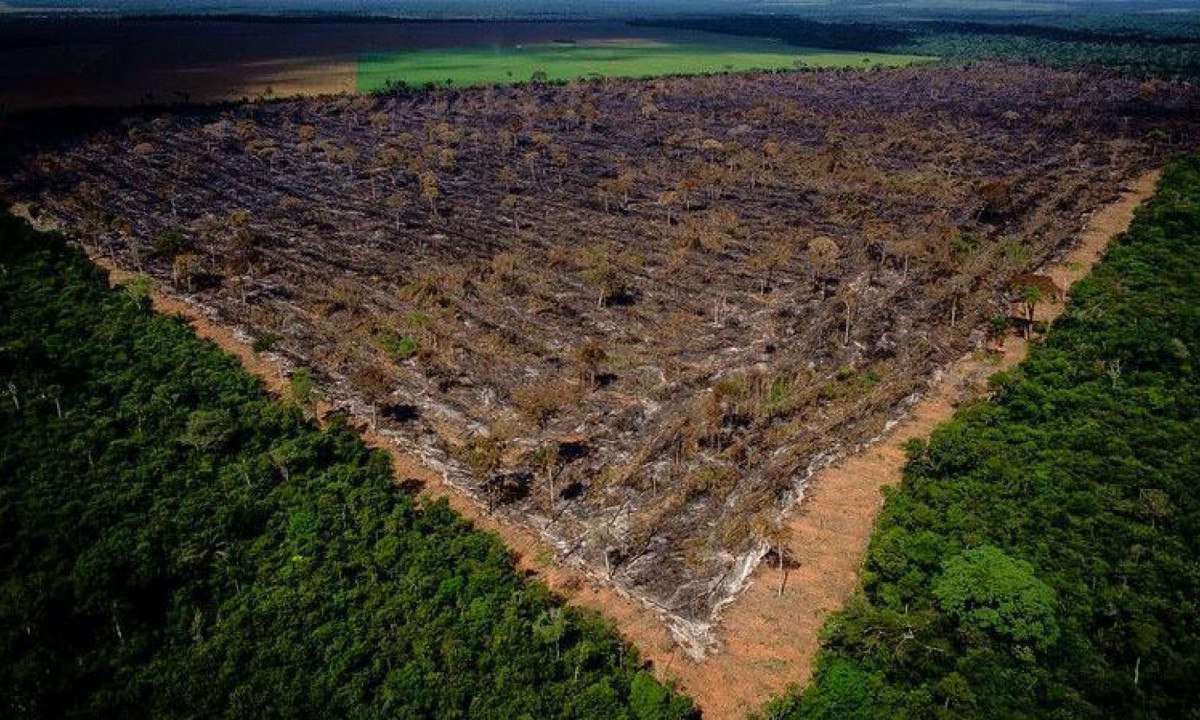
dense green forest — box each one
[0,214,694,719]
[761,156,1200,719]
[640,16,1200,78]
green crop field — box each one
[356,40,934,92]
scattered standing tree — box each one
[172,253,198,292]
[1010,274,1061,339]
[731,150,764,189]
[575,340,606,389]
[596,172,635,213]
[498,165,519,190]
[419,170,441,217]
[499,193,521,231]
[368,111,390,132]
[863,219,900,267]
[225,209,255,275]
[947,273,974,328]
[1017,283,1043,338]
[675,177,701,212]
[808,235,840,299]
[581,251,623,308]
[977,178,1015,221]
[488,250,528,296]
[596,180,615,213]
[385,193,405,232]
[233,119,257,142]
[201,119,228,153]
[987,313,1010,351]
[335,146,360,177]
[890,235,922,282]
[657,190,679,224]
[523,149,542,181]
[837,279,862,346]
[246,138,279,173]
[745,238,793,294]
[373,146,407,187]
[531,441,562,515]
[154,229,188,259]
[459,434,504,512]
[111,218,140,269]
[756,517,795,597]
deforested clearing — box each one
[8,61,1200,652]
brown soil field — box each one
[5,62,1198,660]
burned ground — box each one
[7,62,1198,652]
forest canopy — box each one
[640,16,1200,78]
[0,213,694,720]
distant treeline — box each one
[115,14,518,24]
[760,156,1200,718]
[637,16,1200,77]
[640,17,914,53]
[0,214,694,719]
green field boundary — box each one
[356,41,935,93]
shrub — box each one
[251,331,279,353]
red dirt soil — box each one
[22,166,1160,719]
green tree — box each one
[534,607,568,660]
[798,660,872,720]
[933,545,1059,650]
[630,671,695,720]
[288,367,320,418]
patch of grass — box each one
[378,331,418,361]
[357,40,933,92]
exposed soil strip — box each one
[17,166,1160,719]
[42,223,683,696]
[641,168,1163,720]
